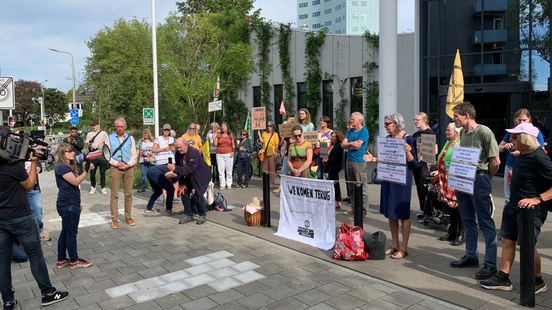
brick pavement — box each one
[9,169,552,309]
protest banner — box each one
[252,107,266,130]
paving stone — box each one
[324,294,366,310]
[346,285,387,302]
[231,261,261,272]
[262,285,300,301]
[75,290,110,307]
[129,287,167,303]
[208,277,242,292]
[160,271,190,282]
[306,303,338,310]
[238,292,277,309]
[112,273,144,285]
[105,283,139,298]
[154,292,191,309]
[359,299,401,310]
[233,270,265,284]
[182,284,217,300]
[97,295,135,309]
[208,289,246,305]
[294,289,332,306]
[256,263,287,276]
[380,291,423,308]
[139,266,169,279]
[185,264,214,276]
[134,276,166,290]
[208,266,239,279]
[84,279,118,293]
[184,274,216,287]
[180,296,218,310]
[299,262,332,273]
[317,282,353,298]
[160,281,191,294]
[206,258,236,269]
[206,250,234,260]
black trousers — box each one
[236,157,252,186]
[413,166,428,212]
[89,158,109,188]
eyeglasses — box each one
[267,125,273,127]
[241,133,247,136]
[188,127,195,130]
[384,122,395,126]
[64,150,74,153]
[163,129,170,131]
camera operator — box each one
[85,120,109,195]
[63,127,84,173]
[0,144,69,308]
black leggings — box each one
[89,158,109,188]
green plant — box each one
[252,18,273,118]
[304,28,327,118]
[278,24,295,115]
[363,31,379,143]
[335,78,349,131]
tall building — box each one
[297,0,379,35]
[420,0,551,143]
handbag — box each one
[332,223,369,261]
[363,231,386,260]
[258,132,274,162]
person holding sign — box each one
[341,112,369,216]
[412,112,436,219]
[258,121,280,188]
[450,102,500,280]
[288,125,313,178]
[379,113,418,259]
[316,116,333,179]
[324,131,344,209]
[479,122,550,294]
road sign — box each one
[143,108,154,125]
[70,109,79,118]
[208,100,222,112]
[0,77,15,109]
[47,117,55,127]
[70,117,79,126]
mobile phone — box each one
[168,157,173,164]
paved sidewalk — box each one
[10,170,468,310]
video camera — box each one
[0,126,50,163]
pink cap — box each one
[505,122,539,137]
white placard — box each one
[376,162,407,185]
[275,176,336,250]
[448,175,475,194]
[0,77,15,109]
[208,100,222,112]
[377,137,406,165]
[419,134,436,165]
[451,146,481,165]
[448,162,477,179]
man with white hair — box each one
[105,118,138,229]
[480,122,550,294]
[341,112,369,216]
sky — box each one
[0,0,414,93]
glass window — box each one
[313,11,321,17]
[352,1,358,6]
[335,16,341,23]
[299,2,308,8]
[273,84,283,125]
[324,20,333,26]
[350,77,363,113]
[312,0,320,5]
[253,86,261,108]
[322,80,334,125]
[312,23,321,29]
[361,1,367,5]
[325,8,332,14]
[299,14,308,19]
[335,4,341,10]
[297,83,307,110]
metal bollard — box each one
[353,183,363,228]
[519,206,535,308]
[262,172,271,227]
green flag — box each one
[244,110,251,138]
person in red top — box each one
[214,122,235,190]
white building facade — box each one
[297,0,379,35]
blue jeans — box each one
[146,165,174,211]
[56,205,81,262]
[456,172,497,267]
[27,189,43,233]
[503,165,512,205]
[0,215,55,303]
[281,156,289,176]
[316,155,325,179]
[139,163,152,190]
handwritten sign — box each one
[377,137,406,165]
[451,146,481,165]
[303,131,319,146]
[376,162,407,185]
[419,134,436,165]
[279,123,295,138]
[251,107,266,130]
[319,142,329,159]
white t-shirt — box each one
[154,136,175,165]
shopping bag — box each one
[332,223,369,261]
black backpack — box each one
[211,192,231,212]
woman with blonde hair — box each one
[298,108,314,132]
[54,143,94,269]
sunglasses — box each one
[267,125,273,127]
[293,134,302,138]
[241,133,247,136]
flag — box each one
[214,76,221,100]
[446,49,464,119]
[201,141,211,166]
[279,101,286,116]
[244,110,252,138]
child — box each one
[54,143,93,269]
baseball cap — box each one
[505,122,539,137]
[162,123,171,130]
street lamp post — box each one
[40,80,47,126]
[151,0,160,137]
[49,48,76,111]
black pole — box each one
[353,183,363,228]
[262,172,271,227]
[519,206,535,308]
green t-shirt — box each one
[459,124,499,171]
[289,141,313,169]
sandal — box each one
[385,248,398,256]
[390,250,408,259]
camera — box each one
[0,126,50,163]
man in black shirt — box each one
[480,123,550,294]
[0,139,69,309]
[412,112,436,218]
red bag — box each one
[332,223,369,261]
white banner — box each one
[376,162,407,185]
[275,176,336,250]
[448,175,475,194]
[377,137,406,164]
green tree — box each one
[518,0,551,63]
[43,88,69,121]
[13,79,41,123]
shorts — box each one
[500,202,547,244]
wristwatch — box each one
[536,195,544,205]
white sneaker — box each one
[101,188,108,195]
[89,187,96,195]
